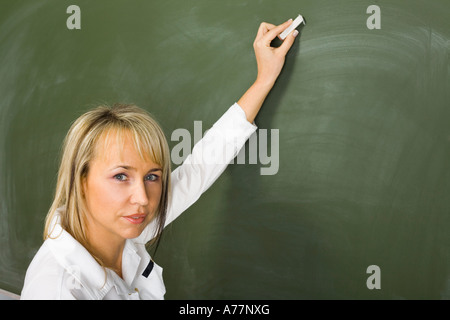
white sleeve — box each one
[137,103,257,243]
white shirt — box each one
[20,103,257,300]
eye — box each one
[114,173,128,181]
[144,174,159,182]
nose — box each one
[130,181,149,207]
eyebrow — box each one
[112,165,162,173]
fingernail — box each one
[293,30,299,37]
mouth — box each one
[123,213,147,225]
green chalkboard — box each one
[1,0,450,299]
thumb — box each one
[278,29,298,56]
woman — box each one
[21,20,298,299]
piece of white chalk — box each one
[279,14,305,40]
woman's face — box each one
[82,130,163,243]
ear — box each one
[80,170,88,199]
[80,177,86,198]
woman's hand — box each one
[253,19,298,87]
[238,20,298,123]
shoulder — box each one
[21,241,76,300]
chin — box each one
[120,226,145,240]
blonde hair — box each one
[44,103,171,254]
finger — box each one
[278,29,298,56]
[261,19,293,43]
[256,22,276,40]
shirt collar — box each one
[121,240,141,286]
[45,210,141,299]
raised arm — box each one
[137,20,298,243]
[238,19,298,123]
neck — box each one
[85,225,125,278]
[90,239,125,278]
